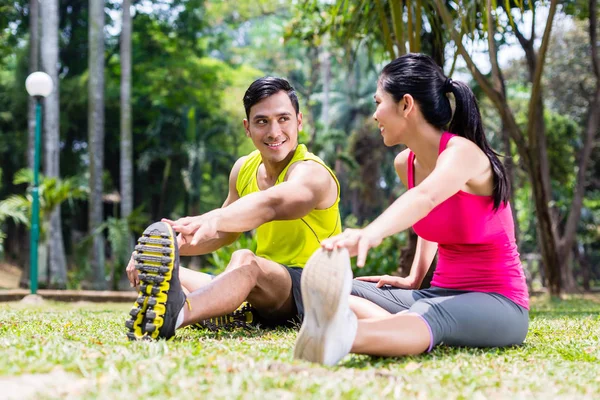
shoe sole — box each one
[126,222,178,340]
[192,302,256,332]
[293,247,351,365]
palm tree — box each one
[41,0,68,288]
[120,0,133,221]
[27,0,40,169]
[88,0,106,289]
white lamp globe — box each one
[25,72,54,97]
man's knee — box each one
[226,249,257,271]
[230,261,262,288]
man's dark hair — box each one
[243,77,300,119]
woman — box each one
[293,53,529,366]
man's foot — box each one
[191,302,258,332]
[125,221,187,340]
[293,247,357,366]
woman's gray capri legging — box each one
[351,280,529,351]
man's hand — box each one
[163,211,221,246]
[320,228,383,267]
[355,275,417,289]
[126,255,139,287]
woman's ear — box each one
[401,94,415,116]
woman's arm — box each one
[408,236,438,288]
[355,235,437,289]
[323,137,489,266]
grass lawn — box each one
[1,294,599,399]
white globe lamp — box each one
[25,72,53,98]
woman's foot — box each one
[293,247,357,366]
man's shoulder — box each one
[284,146,336,184]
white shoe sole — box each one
[294,247,352,365]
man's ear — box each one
[297,112,303,131]
[243,119,251,137]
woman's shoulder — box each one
[445,134,482,153]
[394,148,411,187]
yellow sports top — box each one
[235,144,341,267]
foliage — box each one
[0,0,598,292]
[4,169,88,234]
[344,214,403,277]
[0,295,599,398]
[0,167,28,256]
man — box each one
[125,77,341,340]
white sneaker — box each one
[294,247,358,366]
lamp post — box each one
[25,72,53,295]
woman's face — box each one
[372,86,408,147]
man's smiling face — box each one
[243,90,302,163]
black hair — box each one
[243,76,300,119]
[379,53,509,210]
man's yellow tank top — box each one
[235,144,341,267]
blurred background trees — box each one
[0,0,597,295]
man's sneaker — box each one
[125,221,187,340]
[191,302,257,332]
[293,247,358,366]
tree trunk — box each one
[577,244,591,292]
[120,0,133,221]
[559,246,578,293]
[22,0,40,287]
[27,0,39,169]
[529,156,562,296]
[41,0,67,289]
[120,0,135,272]
[89,0,106,290]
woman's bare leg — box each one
[349,295,391,319]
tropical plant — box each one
[0,169,87,286]
[0,168,28,257]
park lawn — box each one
[0,295,599,400]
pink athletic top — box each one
[408,132,529,309]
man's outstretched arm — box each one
[166,161,336,246]
[125,157,247,286]
[175,156,247,255]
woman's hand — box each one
[321,228,383,267]
[355,275,417,289]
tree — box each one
[88,0,106,289]
[288,0,450,276]
[120,0,133,222]
[41,0,68,288]
[27,0,39,169]
[435,0,599,295]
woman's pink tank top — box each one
[407,132,529,309]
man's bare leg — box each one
[180,249,295,327]
[179,267,214,295]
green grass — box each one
[0,295,599,399]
